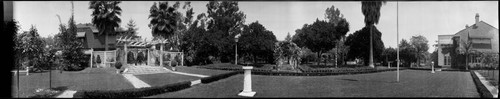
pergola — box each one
[116,36,183,67]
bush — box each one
[96,55,101,64]
[470,71,494,98]
[73,81,192,98]
[115,62,122,69]
[200,71,242,83]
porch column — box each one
[90,48,93,68]
[160,44,164,67]
[124,43,128,66]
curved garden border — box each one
[196,66,408,76]
[470,71,495,98]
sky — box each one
[13,1,498,53]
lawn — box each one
[175,66,234,76]
[134,73,200,87]
[11,68,134,98]
[148,70,479,98]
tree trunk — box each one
[317,52,321,66]
[369,25,374,68]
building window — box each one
[444,55,451,65]
[471,38,492,49]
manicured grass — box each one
[148,70,479,97]
[175,66,233,76]
[12,68,134,98]
[135,73,200,87]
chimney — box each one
[475,13,479,25]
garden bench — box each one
[12,66,30,76]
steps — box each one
[123,65,172,75]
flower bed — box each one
[72,81,192,98]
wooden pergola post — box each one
[124,43,128,66]
[160,43,164,67]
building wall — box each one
[437,35,454,67]
[77,27,116,50]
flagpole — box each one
[397,1,400,82]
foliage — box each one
[127,51,135,64]
[274,39,302,71]
[398,39,418,67]
[73,81,192,98]
[125,19,138,36]
[293,19,349,65]
[431,49,439,67]
[345,26,385,66]
[15,26,45,69]
[115,62,122,69]
[200,71,241,83]
[333,37,349,66]
[205,1,246,62]
[239,21,277,64]
[410,35,429,67]
[137,52,146,64]
[382,47,397,65]
[55,15,87,71]
[148,2,182,39]
[361,1,386,26]
[7,20,22,69]
[96,55,102,64]
[89,1,122,51]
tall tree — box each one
[89,1,122,51]
[345,26,385,66]
[205,1,246,62]
[55,14,87,71]
[6,20,21,69]
[410,35,429,67]
[125,19,138,37]
[293,18,349,65]
[16,26,44,69]
[361,1,386,68]
[239,21,277,63]
[399,39,418,67]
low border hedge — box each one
[201,70,242,84]
[72,81,192,98]
[469,71,494,98]
[408,67,468,72]
[199,66,407,76]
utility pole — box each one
[397,1,400,82]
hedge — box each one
[199,65,407,76]
[408,67,468,72]
[73,81,192,98]
[201,70,242,84]
[469,71,494,98]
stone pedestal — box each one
[431,63,435,73]
[238,66,256,97]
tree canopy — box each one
[410,35,429,67]
[16,26,44,69]
[398,39,418,67]
[205,1,246,62]
[239,21,277,63]
[345,26,385,65]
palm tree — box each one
[361,1,386,68]
[89,1,122,52]
[148,2,181,40]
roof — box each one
[76,24,99,33]
[454,21,499,38]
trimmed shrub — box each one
[201,71,242,83]
[470,71,494,98]
[73,81,191,98]
[115,62,122,69]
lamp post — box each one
[235,34,241,65]
[46,45,52,89]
